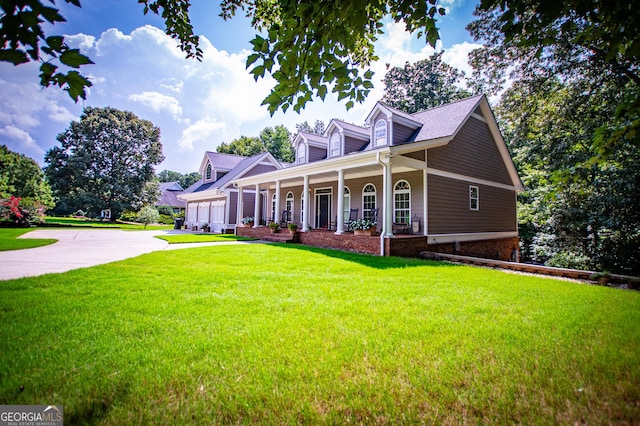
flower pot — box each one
[245,222,254,228]
[354,228,373,236]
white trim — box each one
[314,187,333,229]
[469,185,479,211]
[471,112,487,123]
[427,167,519,191]
[427,231,518,244]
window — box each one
[286,191,294,221]
[343,186,351,223]
[469,186,479,210]
[394,180,411,224]
[330,132,341,157]
[297,143,306,164]
[374,119,387,147]
[205,163,212,180]
[362,184,377,220]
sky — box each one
[0,0,482,174]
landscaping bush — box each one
[0,196,45,227]
[119,210,138,222]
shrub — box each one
[136,205,159,229]
[0,196,45,227]
[156,205,174,217]
[119,210,138,222]
[158,214,174,225]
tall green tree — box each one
[44,107,164,219]
[1,0,446,112]
[296,120,326,136]
[158,170,201,188]
[217,125,293,163]
[382,52,472,114]
[0,145,53,206]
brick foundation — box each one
[237,226,519,261]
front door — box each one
[315,189,332,229]
[211,200,225,233]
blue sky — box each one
[0,0,481,173]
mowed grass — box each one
[155,233,257,244]
[0,244,638,424]
[0,228,57,251]
[44,216,173,230]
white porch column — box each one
[274,180,281,224]
[423,149,428,236]
[382,155,393,238]
[253,184,261,228]
[335,169,345,234]
[237,186,244,226]
[302,175,310,232]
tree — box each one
[44,107,164,219]
[217,125,294,162]
[468,1,640,161]
[381,52,472,114]
[158,170,201,188]
[0,145,53,225]
[136,205,160,229]
[296,120,326,136]
[0,145,53,206]
[1,0,446,112]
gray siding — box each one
[244,163,278,177]
[393,122,416,145]
[309,145,327,163]
[345,135,366,154]
[428,116,512,185]
[428,174,516,234]
[228,191,237,224]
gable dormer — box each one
[325,119,370,158]
[200,151,245,183]
[293,132,329,165]
[364,103,422,148]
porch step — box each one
[261,234,298,244]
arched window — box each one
[362,183,376,221]
[297,143,306,164]
[205,163,212,180]
[394,180,411,224]
[374,119,387,147]
[343,186,351,223]
[285,191,294,222]
[330,132,341,157]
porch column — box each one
[423,149,428,236]
[274,180,281,223]
[253,184,261,228]
[302,175,310,232]
[237,186,244,225]
[382,155,393,238]
[335,169,345,234]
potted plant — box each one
[287,223,298,234]
[269,222,280,234]
[349,219,376,236]
[241,216,254,227]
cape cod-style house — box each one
[184,94,523,259]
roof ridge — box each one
[409,94,484,116]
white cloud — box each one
[441,41,482,77]
[65,33,96,51]
[128,91,182,119]
[178,118,226,151]
[0,125,43,156]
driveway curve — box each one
[0,229,170,280]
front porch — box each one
[236,225,519,260]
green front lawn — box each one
[155,233,257,244]
[0,228,57,251]
[44,216,173,230]
[0,244,638,424]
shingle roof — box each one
[408,95,484,143]
[204,151,246,170]
[184,153,276,194]
[332,119,369,136]
[156,182,186,207]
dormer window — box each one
[297,143,306,164]
[205,163,212,180]
[330,132,340,157]
[374,119,387,147]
